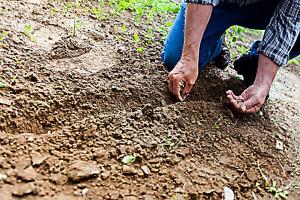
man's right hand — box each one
[168,57,198,101]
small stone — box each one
[176,117,185,128]
[82,188,89,196]
[50,173,68,185]
[74,188,89,196]
[276,140,284,151]
[0,157,5,167]
[176,147,190,157]
[144,195,155,200]
[18,166,38,182]
[0,98,12,106]
[100,171,110,180]
[0,173,8,181]
[161,100,167,106]
[123,196,138,200]
[26,73,39,82]
[141,166,151,176]
[137,170,144,177]
[224,187,234,200]
[246,170,257,182]
[30,151,48,166]
[12,183,35,197]
[122,165,136,175]
[68,160,100,182]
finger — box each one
[229,98,243,111]
[168,76,173,94]
[241,96,263,113]
[243,104,261,113]
[226,90,240,100]
[172,78,183,101]
[182,82,193,100]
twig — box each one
[256,160,267,180]
[252,192,258,200]
[275,156,286,177]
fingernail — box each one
[241,105,246,112]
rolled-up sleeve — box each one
[258,0,300,66]
[185,0,220,6]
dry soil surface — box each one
[0,1,299,200]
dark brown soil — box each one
[0,0,299,200]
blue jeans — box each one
[161,1,300,71]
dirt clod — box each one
[67,161,100,182]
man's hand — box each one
[167,4,212,101]
[168,58,198,101]
[226,53,279,113]
[226,84,269,113]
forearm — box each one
[182,4,212,63]
[254,54,279,89]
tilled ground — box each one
[0,0,299,199]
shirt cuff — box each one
[185,0,219,6]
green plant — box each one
[0,78,8,88]
[122,155,136,164]
[73,14,78,36]
[92,0,106,20]
[23,24,37,42]
[256,160,289,199]
[133,32,144,53]
[167,129,175,149]
[121,25,127,33]
[0,31,9,47]
[264,181,288,199]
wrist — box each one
[253,54,278,87]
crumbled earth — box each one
[0,0,299,200]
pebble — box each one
[0,98,12,106]
[122,165,136,175]
[30,151,48,166]
[276,140,284,151]
[67,160,100,181]
[224,187,234,200]
[137,169,144,177]
[18,166,38,182]
[12,183,35,197]
[100,170,110,180]
[141,166,151,176]
[0,173,8,181]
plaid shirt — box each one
[185,0,300,66]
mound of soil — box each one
[0,0,299,199]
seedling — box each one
[122,155,136,165]
[133,32,144,53]
[23,24,37,42]
[73,14,78,36]
[265,181,288,199]
[92,1,106,20]
[167,129,175,149]
[0,78,8,88]
[159,129,175,152]
[256,160,289,199]
[50,8,59,16]
[121,25,127,33]
[0,31,9,47]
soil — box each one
[0,0,299,200]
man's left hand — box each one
[226,83,270,113]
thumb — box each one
[241,95,259,113]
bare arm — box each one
[168,4,212,101]
[182,4,212,62]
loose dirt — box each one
[0,1,299,199]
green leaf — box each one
[165,21,173,27]
[133,33,139,43]
[122,155,136,165]
[0,80,7,88]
